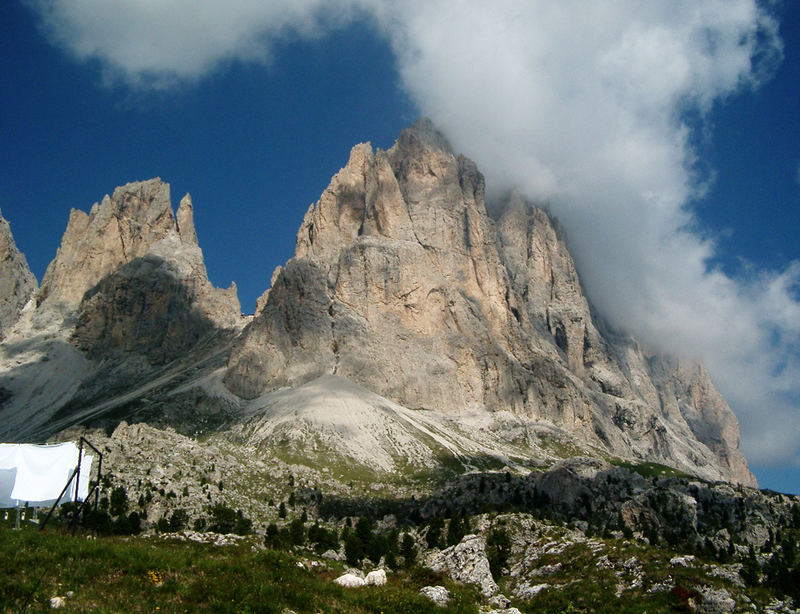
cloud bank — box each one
[28,1,800,466]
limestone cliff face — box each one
[0,211,37,339]
[38,179,240,361]
[494,197,752,485]
[224,120,754,486]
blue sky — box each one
[1,1,798,493]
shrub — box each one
[486,527,511,577]
[289,517,306,546]
[426,517,444,549]
[208,504,252,535]
[401,533,416,567]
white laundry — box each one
[0,442,94,507]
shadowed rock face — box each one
[225,120,754,486]
[0,211,37,339]
[0,179,242,442]
[37,178,240,329]
[74,255,220,364]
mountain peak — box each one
[0,211,37,339]
[225,120,754,486]
[391,117,454,157]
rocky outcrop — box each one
[226,121,583,420]
[425,534,498,597]
[225,120,753,486]
[38,179,177,309]
[0,211,37,339]
[36,179,240,360]
[494,197,753,486]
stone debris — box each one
[705,564,745,588]
[488,594,511,609]
[49,596,66,609]
[648,581,674,593]
[530,563,561,577]
[595,555,614,569]
[321,549,343,561]
[149,529,245,547]
[765,599,800,614]
[512,582,549,600]
[697,587,736,613]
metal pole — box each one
[94,448,103,512]
[39,467,77,532]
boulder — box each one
[425,534,498,597]
[365,569,387,586]
[419,585,451,606]
[333,573,365,588]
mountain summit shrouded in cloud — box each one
[21,1,800,472]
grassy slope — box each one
[0,526,478,614]
[2,518,781,614]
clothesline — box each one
[0,442,93,508]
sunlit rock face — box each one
[37,179,240,331]
[0,211,37,340]
[0,122,753,486]
[225,120,754,486]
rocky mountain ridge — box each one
[0,179,242,441]
[224,120,752,486]
[0,121,753,488]
[0,210,37,340]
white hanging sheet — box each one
[0,442,93,508]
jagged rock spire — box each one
[0,210,37,339]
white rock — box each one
[365,569,387,586]
[670,555,696,567]
[321,549,343,561]
[419,585,451,606]
[699,587,736,613]
[489,594,511,609]
[425,534,498,597]
[512,582,549,599]
[50,596,65,609]
[333,573,365,588]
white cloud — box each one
[26,0,362,88]
[27,1,800,466]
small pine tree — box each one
[289,517,305,546]
[279,501,287,519]
[109,486,128,518]
[265,523,279,548]
[345,533,364,566]
[427,517,444,549]
[401,533,416,567]
[447,514,465,546]
[486,527,511,577]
